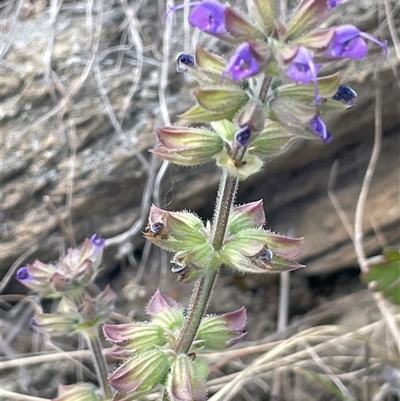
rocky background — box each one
[1,0,399,400]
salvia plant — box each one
[16,0,387,400]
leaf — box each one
[363,248,400,305]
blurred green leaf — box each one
[295,367,355,401]
[363,248,400,305]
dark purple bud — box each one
[332,85,357,106]
[90,233,105,248]
[150,222,164,234]
[309,116,332,142]
[187,0,227,34]
[326,25,387,59]
[223,42,260,81]
[259,248,274,264]
[176,53,195,72]
[30,317,38,327]
[16,266,32,281]
[286,46,321,103]
[235,126,252,146]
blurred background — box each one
[1,0,399,400]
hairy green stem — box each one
[160,170,238,401]
[86,329,113,400]
[174,170,239,355]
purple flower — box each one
[188,0,227,34]
[309,116,332,142]
[328,0,343,8]
[326,25,387,59]
[90,233,105,248]
[286,46,321,103]
[223,42,260,81]
[16,266,32,281]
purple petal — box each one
[224,42,260,81]
[286,46,321,103]
[287,47,320,84]
[328,0,343,8]
[326,24,386,59]
[189,0,227,34]
[309,116,332,142]
[360,31,388,55]
[90,233,105,248]
[16,266,32,281]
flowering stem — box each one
[174,170,239,355]
[85,330,113,400]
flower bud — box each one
[16,262,55,295]
[107,349,169,395]
[144,205,209,254]
[103,322,166,354]
[196,307,247,350]
[31,308,80,337]
[167,354,207,401]
[53,383,102,401]
[153,126,223,166]
[220,228,304,274]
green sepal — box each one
[194,87,248,114]
[247,0,277,35]
[102,323,167,353]
[274,72,341,100]
[210,120,236,142]
[153,126,224,166]
[235,229,304,259]
[228,200,266,234]
[195,44,226,74]
[225,7,266,41]
[293,27,335,50]
[270,98,316,125]
[174,242,218,271]
[215,149,263,180]
[108,349,170,396]
[283,0,329,41]
[167,355,207,401]
[151,307,184,332]
[362,249,400,305]
[317,98,349,113]
[181,104,239,122]
[250,119,297,158]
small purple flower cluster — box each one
[166,0,386,146]
[16,235,115,337]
